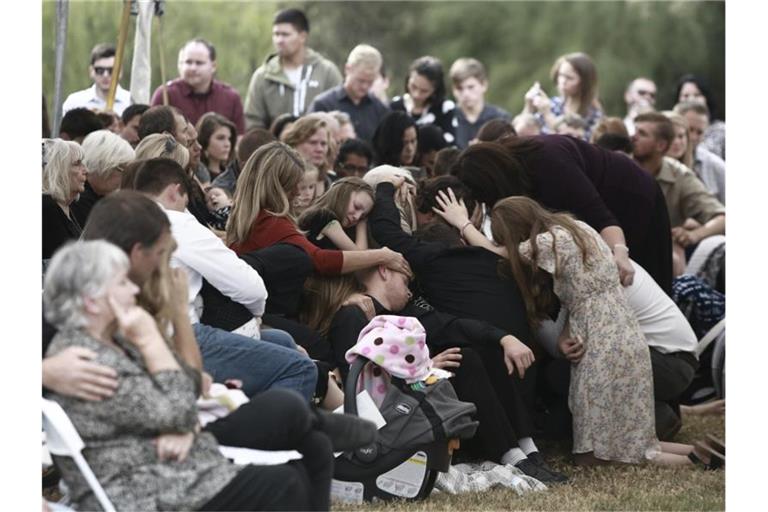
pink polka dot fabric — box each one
[345,315,433,407]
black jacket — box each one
[368,183,532,344]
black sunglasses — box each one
[93,66,114,76]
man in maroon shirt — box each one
[151,38,245,134]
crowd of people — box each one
[42,7,726,511]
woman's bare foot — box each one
[681,399,725,416]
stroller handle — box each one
[344,356,371,417]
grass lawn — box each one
[333,411,725,511]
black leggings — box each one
[203,389,334,511]
[440,346,534,463]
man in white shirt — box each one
[133,157,317,400]
[62,43,132,116]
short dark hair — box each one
[476,118,515,143]
[121,103,150,125]
[274,8,309,33]
[336,138,373,167]
[416,125,448,154]
[432,147,461,176]
[134,158,191,197]
[138,105,177,140]
[82,190,170,253]
[635,111,675,145]
[416,175,477,219]
[594,133,633,154]
[90,43,115,65]
[238,127,276,164]
[181,38,216,61]
[270,113,299,140]
[60,108,102,140]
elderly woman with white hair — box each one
[44,240,320,511]
[70,129,135,226]
[42,138,88,259]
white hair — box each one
[42,138,85,203]
[43,240,129,331]
[134,133,190,169]
[82,130,135,179]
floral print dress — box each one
[519,221,659,463]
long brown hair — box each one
[197,112,237,168]
[550,52,601,117]
[226,141,306,246]
[137,237,178,342]
[297,177,374,231]
[300,274,365,336]
[490,196,598,329]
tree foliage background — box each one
[43,1,725,120]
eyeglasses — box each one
[93,66,114,76]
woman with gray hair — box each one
[42,138,88,259]
[44,239,321,511]
[71,130,135,226]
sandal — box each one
[705,434,725,455]
[688,441,725,470]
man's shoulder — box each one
[63,86,96,107]
[311,86,342,107]
[212,80,242,99]
[660,157,693,182]
[482,103,511,120]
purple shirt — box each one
[151,78,245,134]
[524,135,657,249]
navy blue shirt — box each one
[452,103,511,149]
[308,85,390,142]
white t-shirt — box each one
[284,67,302,88]
[537,260,698,357]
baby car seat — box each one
[332,356,478,503]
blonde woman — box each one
[663,111,694,169]
[42,138,88,259]
[73,129,135,226]
[226,141,410,277]
[281,113,336,197]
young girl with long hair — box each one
[522,52,603,140]
[433,192,724,468]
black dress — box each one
[42,194,82,259]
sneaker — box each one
[314,410,378,452]
[523,452,569,483]
[514,458,566,485]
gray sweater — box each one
[46,329,240,511]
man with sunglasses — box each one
[623,77,657,136]
[62,43,132,116]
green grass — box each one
[333,412,725,511]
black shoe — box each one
[526,451,569,483]
[314,410,378,452]
[514,458,566,485]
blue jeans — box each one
[259,328,296,349]
[193,323,317,401]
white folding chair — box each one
[42,399,116,512]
